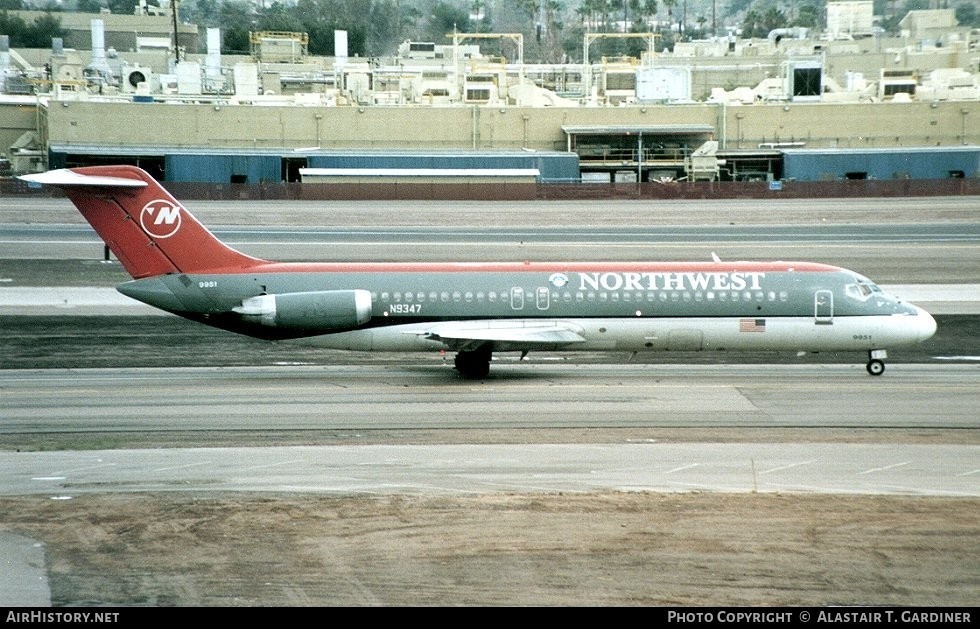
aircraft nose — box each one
[914,305,937,342]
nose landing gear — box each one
[866,349,887,376]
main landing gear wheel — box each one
[454,346,492,379]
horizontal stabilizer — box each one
[19,169,149,188]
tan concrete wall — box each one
[0,101,41,158]
[42,100,980,153]
[723,100,978,148]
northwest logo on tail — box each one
[139,199,182,239]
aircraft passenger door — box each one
[536,287,550,310]
[510,287,525,310]
[814,290,834,324]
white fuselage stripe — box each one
[289,314,935,353]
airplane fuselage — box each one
[117,260,936,356]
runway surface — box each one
[1,195,977,490]
[3,363,978,433]
[2,441,976,498]
[1,364,977,497]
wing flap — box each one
[414,321,587,352]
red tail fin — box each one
[20,165,267,279]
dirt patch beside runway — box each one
[1,492,977,606]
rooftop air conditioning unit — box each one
[122,66,152,93]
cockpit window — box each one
[845,276,881,301]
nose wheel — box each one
[866,350,887,376]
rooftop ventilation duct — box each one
[334,30,348,69]
[206,28,221,78]
[84,19,116,87]
[768,27,809,45]
[0,35,9,93]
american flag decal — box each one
[739,318,766,332]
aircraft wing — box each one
[415,320,587,352]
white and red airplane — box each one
[20,165,937,378]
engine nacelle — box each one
[233,289,372,331]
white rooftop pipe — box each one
[206,28,221,78]
[84,19,116,87]
[0,36,9,93]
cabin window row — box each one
[375,290,791,304]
